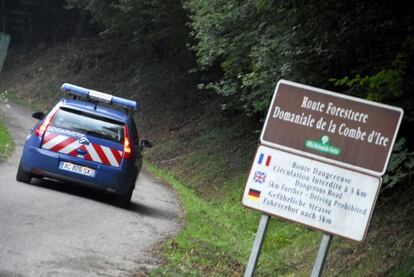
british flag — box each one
[253,171,267,184]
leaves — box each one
[185,0,414,115]
[382,138,414,191]
[65,0,414,190]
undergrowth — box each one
[0,90,44,111]
[0,118,13,161]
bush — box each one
[66,0,188,58]
[185,0,414,116]
[382,138,414,191]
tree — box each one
[184,0,414,116]
[66,0,188,58]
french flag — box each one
[258,153,272,167]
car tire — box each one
[16,162,32,184]
[115,184,134,208]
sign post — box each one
[311,234,332,277]
[243,80,403,275]
[244,214,270,277]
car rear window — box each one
[50,108,124,143]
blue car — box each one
[16,83,152,206]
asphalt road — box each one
[0,102,182,276]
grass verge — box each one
[0,90,25,106]
[389,254,414,276]
[144,153,414,276]
[0,90,45,111]
[0,119,13,162]
[145,162,322,276]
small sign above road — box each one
[260,80,403,176]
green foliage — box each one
[185,0,414,115]
[331,69,402,102]
[145,162,320,276]
[0,118,13,161]
[330,37,414,190]
[389,254,414,277]
[66,0,413,117]
[66,0,188,57]
[184,0,292,114]
[382,138,414,191]
[331,36,414,121]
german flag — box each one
[247,188,261,202]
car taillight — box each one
[123,126,132,159]
[34,107,58,137]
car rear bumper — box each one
[20,144,139,195]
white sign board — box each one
[242,145,381,241]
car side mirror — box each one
[140,139,153,150]
[32,111,45,120]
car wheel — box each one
[16,162,32,184]
[115,184,134,208]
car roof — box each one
[59,98,129,123]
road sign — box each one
[260,80,403,175]
[242,145,381,241]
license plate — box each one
[59,162,96,177]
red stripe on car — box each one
[111,148,123,164]
[50,137,77,152]
[42,132,59,144]
[93,144,110,166]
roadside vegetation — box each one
[65,0,414,190]
[1,37,413,276]
[0,92,13,162]
[0,119,12,162]
[0,0,413,275]
[145,162,322,276]
[0,89,41,164]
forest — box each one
[66,1,414,114]
[3,0,413,123]
[1,0,413,275]
[61,0,414,189]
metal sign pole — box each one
[311,234,332,277]
[244,214,270,277]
